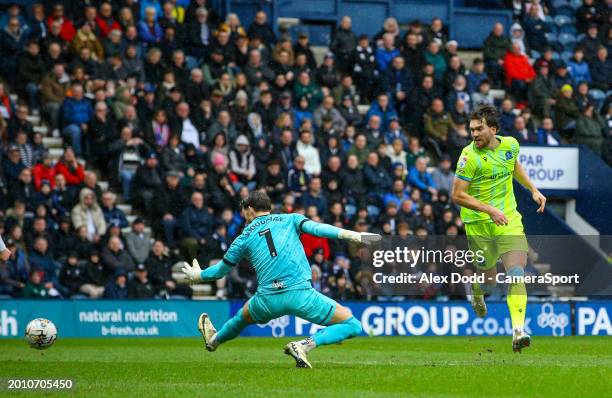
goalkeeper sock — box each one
[297,337,316,353]
[310,316,362,348]
[506,266,527,330]
[216,309,249,344]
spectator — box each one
[101,192,129,230]
[60,84,93,156]
[17,40,45,111]
[424,98,453,152]
[408,157,437,201]
[296,130,321,176]
[576,0,604,34]
[180,191,213,261]
[568,48,592,85]
[55,148,85,188]
[146,240,192,298]
[352,34,379,102]
[40,63,68,133]
[483,23,511,87]
[529,60,557,118]
[509,116,536,143]
[555,85,581,133]
[132,152,163,216]
[229,135,256,191]
[125,218,152,265]
[467,58,488,94]
[128,263,156,299]
[247,11,276,46]
[71,188,107,244]
[363,152,392,206]
[138,7,163,46]
[331,16,357,72]
[375,33,400,73]
[58,252,86,298]
[366,93,398,134]
[579,23,601,61]
[302,177,328,218]
[472,79,494,107]
[575,104,604,155]
[590,46,612,91]
[103,269,128,299]
[425,40,447,82]
[0,17,27,78]
[504,43,535,103]
[20,269,49,299]
[431,154,454,194]
[522,4,550,52]
[536,117,561,146]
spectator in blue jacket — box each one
[375,33,400,73]
[383,179,410,208]
[138,6,163,46]
[499,98,517,134]
[60,84,92,156]
[101,192,129,230]
[536,117,561,146]
[103,269,128,299]
[384,56,413,110]
[363,152,392,206]
[408,156,437,202]
[28,236,64,295]
[366,92,398,133]
[140,0,163,22]
[301,177,328,218]
[0,17,28,78]
[180,191,214,261]
[466,58,488,94]
[567,48,592,84]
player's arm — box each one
[182,235,245,282]
[513,160,547,213]
[451,177,508,225]
[298,217,381,244]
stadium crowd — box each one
[0,0,610,301]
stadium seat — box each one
[570,0,582,10]
[545,32,558,43]
[551,51,561,60]
[589,89,606,109]
[561,51,573,64]
[552,5,575,17]
[551,0,570,7]
[531,50,541,60]
[554,15,573,28]
[559,25,576,35]
[576,33,586,42]
[558,33,577,50]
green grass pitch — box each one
[0,336,611,397]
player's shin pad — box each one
[506,266,527,329]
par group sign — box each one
[518,146,579,190]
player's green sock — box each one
[506,266,527,329]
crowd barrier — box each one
[0,299,610,338]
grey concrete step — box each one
[26,115,41,125]
[98,181,109,191]
[49,147,63,160]
[34,126,49,135]
[42,136,62,148]
[117,204,133,214]
[191,284,213,295]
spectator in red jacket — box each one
[32,152,56,191]
[504,43,535,104]
[95,2,121,38]
[300,216,331,260]
[54,148,85,187]
[46,4,76,42]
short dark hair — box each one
[470,105,499,131]
[240,190,272,212]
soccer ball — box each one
[25,318,57,350]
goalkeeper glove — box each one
[338,230,382,245]
[181,259,202,282]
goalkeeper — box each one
[182,190,381,368]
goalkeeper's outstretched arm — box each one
[181,259,231,282]
[300,219,381,244]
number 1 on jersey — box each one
[259,228,277,257]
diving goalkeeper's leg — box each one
[198,302,255,351]
[503,251,530,353]
[286,303,362,369]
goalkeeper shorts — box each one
[247,288,338,325]
[465,212,529,270]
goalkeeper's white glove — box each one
[338,230,382,245]
[181,259,202,282]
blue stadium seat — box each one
[559,25,576,35]
[589,89,606,110]
[552,5,575,17]
[551,0,570,7]
[545,32,562,51]
[531,50,541,60]
[561,51,573,64]
[607,90,612,98]
[558,33,577,50]
[576,33,586,42]
[554,15,573,27]
[551,51,561,60]
[570,0,582,10]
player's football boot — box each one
[284,341,312,369]
[198,313,219,352]
[470,283,487,318]
[512,328,531,353]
